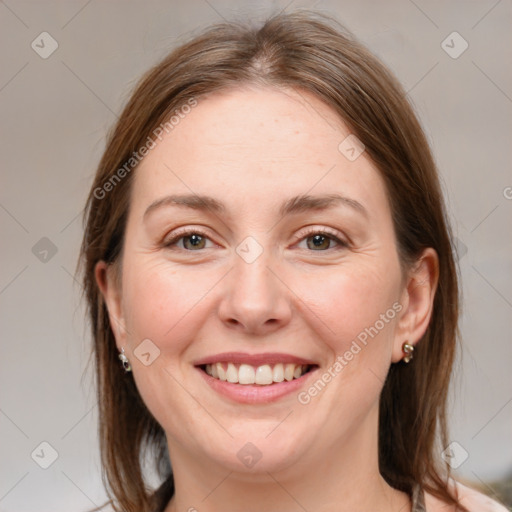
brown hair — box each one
[79,10,466,512]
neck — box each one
[163,405,410,512]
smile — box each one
[194,352,319,404]
[203,362,312,385]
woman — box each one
[79,10,507,512]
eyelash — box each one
[163,226,349,252]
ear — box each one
[95,260,126,351]
[392,247,439,363]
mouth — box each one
[194,352,319,404]
[199,362,315,385]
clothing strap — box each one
[411,484,427,512]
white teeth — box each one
[272,363,284,382]
[239,364,255,384]
[226,362,239,383]
[204,362,310,385]
[255,364,273,385]
[284,363,295,381]
[217,362,227,381]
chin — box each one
[198,427,310,476]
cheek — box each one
[120,260,218,436]
[122,258,215,347]
[295,265,401,422]
[297,262,400,351]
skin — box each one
[96,85,440,512]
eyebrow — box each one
[143,193,368,220]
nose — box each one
[217,247,292,336]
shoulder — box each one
[424,479,509,512]
[452,481,509,512]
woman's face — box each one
[98,85,428,476]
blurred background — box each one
[1,0,511,510]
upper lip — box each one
[193,352,318,367]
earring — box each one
[118,347,132,372]
[402,342,414,363]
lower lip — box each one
[196,367,318,404]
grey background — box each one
[1,0,511,510]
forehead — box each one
[132,85,389,218]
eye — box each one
[163,227,348,252]
[295,228,348,251]
[163,229,214,251]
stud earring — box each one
[118,347,132,372]
[402,342,414,363]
